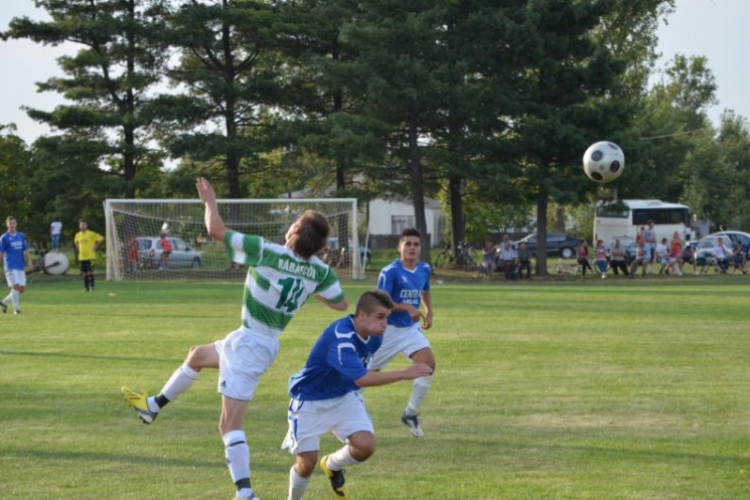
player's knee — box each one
[295,453,318,477]
[348,432,376,461]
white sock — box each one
[223,430,251,487]
[405,375,433,416]
[288,465,311,500]
[156,364,199,407]
[326,446,360,471]
[10,289,20,310]
[2,292,11,305]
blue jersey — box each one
[378,259,431,327]
[288,315,382,401]
[0,231,29,271]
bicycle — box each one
[434,241,478,269]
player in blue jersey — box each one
[0,216,33,315]
[368,227,435,437]
[282,290,433,500]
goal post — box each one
[103,198,362,281]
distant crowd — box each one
[479,221,748,281]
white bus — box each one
[594,199,692,244]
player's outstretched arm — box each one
[315,294,349,311]
[196,177,228,241]
[355,363,433,388]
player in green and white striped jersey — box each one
[122,177,348,500]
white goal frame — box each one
[104,198,362,281]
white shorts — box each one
[367,323,431,371]
[213,328,280,401]
[281,391,373,454]
[5,269,26,288]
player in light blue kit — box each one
[0,216,33,315]
[368,227,435,437]
[282,290,433,500]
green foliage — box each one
[0,125,33,233]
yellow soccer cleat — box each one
[121,386,158,424]
[320,455,348,499]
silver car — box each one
[136,236,202,269]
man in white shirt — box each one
[713,237,730,273]
[50,216,63,252]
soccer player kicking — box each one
[122,177,348,500]
[282,290,433,500]
[368,227,435,437]
[0,216,34,314]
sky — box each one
[0,0,748,145]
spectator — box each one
[681,241,699,276]
[577,240,593,276]
[479,240,496,278]
[517,241,532,279]
[127,236,139,272]
[629,240,648,278]
[732,241,747,274]
[159,233,172,271]
[643,220,657,272]
[713,237,730,273]
[609,239,629,278]
[496,238,518,280]
[50,215,63,253]
[655,237,670,275]
[594,239,608,279]
[669,231,684,277]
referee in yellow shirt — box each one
[73,219,104,292]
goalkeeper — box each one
[122,177,348,500]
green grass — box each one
[2,275,750,499]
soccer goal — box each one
[103,198,362,281]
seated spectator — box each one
[713,237,730,273]
[682,241,698,275]
[517,241,532,279]
[609,239,629,278]
[629,240,648,278]
[496,239,518,280]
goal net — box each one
[104,198,362,281]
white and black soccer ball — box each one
[583,141,625,184]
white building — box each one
[366,197,445,248]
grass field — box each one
[2,274,750,499]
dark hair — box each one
[400,227,421,241]
[356,290,394,314]
[79,219,88,224]
[292,210,331,259]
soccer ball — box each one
[583,141,625,183]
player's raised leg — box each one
[121,343,217,424]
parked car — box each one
[512,232,584,259]
[136,236,202,269]
[605,237,638,265]
[692,232,747,267]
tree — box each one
[3,0,170,199]
[510,0,629,275]
[0,125,33,238]
[155,0,292,200]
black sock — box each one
[155,394,170,409]
[235,478,251,491]
[90,275,95,289]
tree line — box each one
[2,0,749,275]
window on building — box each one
[391,215,415,235]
